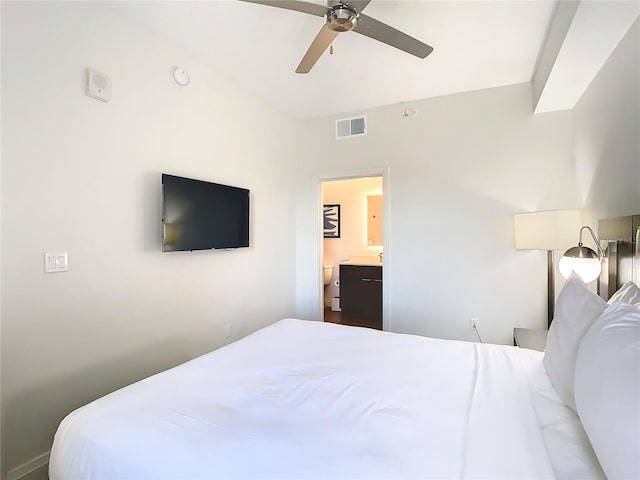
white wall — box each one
[573,17,640,222]
[1,2,299,475]
[295,83,580,343]
[322,177,383,305]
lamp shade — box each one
[514,210,582,250]
[559,245,602,283]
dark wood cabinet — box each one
[339,264,382,329]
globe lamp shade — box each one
[559,245,602,283]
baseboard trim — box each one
[6,451,50,480]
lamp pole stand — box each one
[547,250,554,328]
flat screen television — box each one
[162,174,250,252]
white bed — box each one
[50,316,611,480]
[50,215,640,480]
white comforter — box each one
[50,319,557,479]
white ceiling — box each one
[106,0,559,119]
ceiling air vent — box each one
[335,115,367,139]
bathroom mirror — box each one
[367,195,383,247]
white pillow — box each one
[608,281,640,307]
[543,273,607,413]
[574,302,640,480]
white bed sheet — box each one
[50,319,593,479]
[522,351,605,480]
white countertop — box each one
[340,257,383,267]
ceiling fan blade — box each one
[237,0,327,17]
[296,24,339,74]
[355,13,433,59]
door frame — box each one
[317,166,390,331]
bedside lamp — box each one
[514,210,581,327]
[559,226,605,283]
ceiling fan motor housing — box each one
[326,4,358,32]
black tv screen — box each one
[162,174,249,252]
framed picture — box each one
[323,204,341,238]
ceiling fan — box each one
[238,0,433,73]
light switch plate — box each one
[45,253,68,273]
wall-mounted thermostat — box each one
[86,68,111,102]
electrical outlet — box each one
[225,324,233,338]
[471,318,479,330]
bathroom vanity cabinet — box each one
[339,264,382,330]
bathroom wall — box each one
[322,177,383,306]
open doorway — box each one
[320,175,385,330]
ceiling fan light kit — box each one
[239,0,433,73]
[327,4,358,32]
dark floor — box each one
[323,307,382,330]
[21,465,48,480]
